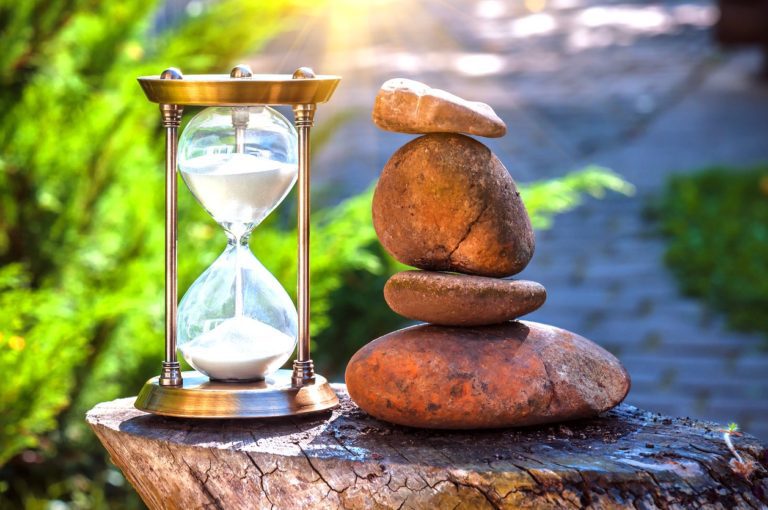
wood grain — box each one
[87,385,768,509]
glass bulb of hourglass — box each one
[176,106,298,381]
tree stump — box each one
[87,385,768,509]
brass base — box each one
[135,370,339,419]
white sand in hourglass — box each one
[181,152,297,227]
[180,317,295,381]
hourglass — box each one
[134,66,340,418]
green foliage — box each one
[0,265,91,466]
[520,166,635,229]
[0,0,310,506]
[658,166,768,342]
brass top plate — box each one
[137,74,341,106]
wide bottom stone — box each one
[345,321,630,429]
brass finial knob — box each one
[160,67,183,80]
[292,67,316,79]
[230,64,253,79]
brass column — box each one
[291,67,317,387]
[159,68,183,387]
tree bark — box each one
[87,385,768,509]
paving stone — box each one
[631,375,768,400]
[621,355,767,380]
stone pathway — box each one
[249,0,768,438]
[526,50,768,439]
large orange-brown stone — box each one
[372,133,535,277]
[372,78,507,138]
[345,321,630,429]
[384,270,546,326]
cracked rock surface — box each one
[87,386,768,509]
[372,133,534,277]
[346,321,630,429]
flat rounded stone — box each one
[372,78,507,138]
[345,321,630,429]
[384,270,546,326]
[372,133,535,277]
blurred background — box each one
[0,0,766,507]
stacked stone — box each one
[345,79,630,429]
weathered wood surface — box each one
[87,385,768,509]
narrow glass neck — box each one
[221,221,254,246]
[225,231,251,246]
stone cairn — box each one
[345,78,630,429]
